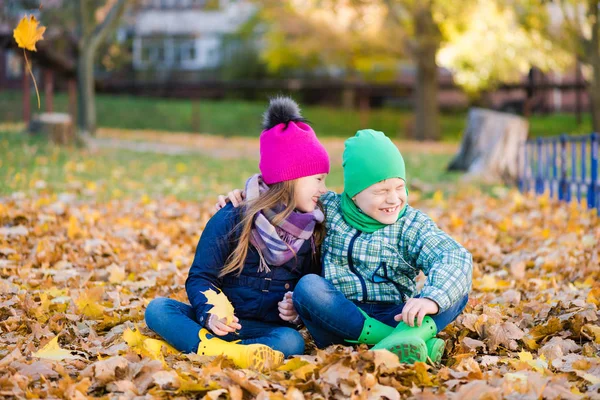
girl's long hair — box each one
[220,180,325,277]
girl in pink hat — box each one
[145,97,330,372]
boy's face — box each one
[353,178,407,224]
[294,173,328,213]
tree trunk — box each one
[76,0,128,137]
[413,4,440,141]
[44,69,54,113]
[591,61,600,133]
[588,0,600,133]
[77,50,95,136]
[448,108,529,183]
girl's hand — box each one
[278,291,301,324]
[207,314,242,336]
[394,298,439,327]
[215,189,246,211]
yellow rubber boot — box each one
[197,329,284,372]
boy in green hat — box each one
[217,129,472,364]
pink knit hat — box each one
[259,97,330,184]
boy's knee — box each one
[295,274,322,294]
[294,274,326,304]
[274,329,305,357]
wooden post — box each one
[524,68,534,117]
[68,79,77,126]
[44,69,54,113]
[575,61,583,126]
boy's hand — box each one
[207,314,242,336]
[278,291,300,324]
[215,189,246,211]
[394,298,439,327]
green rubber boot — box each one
[426,338,445,364]
[345,308,394,345]
[371,316,438,364]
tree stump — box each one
[28,113,75,145]
[447,108,529,183]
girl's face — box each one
[294,173,328,212]
[353,178,407,224]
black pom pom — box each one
[262,96,307,130]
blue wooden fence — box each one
[518,133,599,209]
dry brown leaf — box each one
[461,337,486,352]
[486,322,525,351]
[82,356,129,384]
[539,337,580,362]
[450,380,502,400]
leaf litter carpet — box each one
[0,188,599,399]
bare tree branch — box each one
[89,0,128,52]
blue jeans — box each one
[293,274,468,348]
[144,297,305,358]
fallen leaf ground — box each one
[1,129,599,399]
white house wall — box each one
[132,1,255,71]
[134,3,255,36]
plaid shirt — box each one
[320,191,472,313]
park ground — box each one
[0,101,599,398]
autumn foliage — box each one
[0,188,599,398]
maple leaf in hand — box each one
[201,288,235,325]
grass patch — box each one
[0,130,462,201]
[1,90,593,141]
[0,131,256,202]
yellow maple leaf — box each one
[516,351,548,373]
[123,326,178,363]
[143,337,179,359]
[75,286,105,319]
[107,263,126,284]
[201,289,235,325]
[122,325,145,348]
[31,292,51,323]
[177,376,221,393]
[581,324,600,344]
[586,287,600,306]
[13,15,46,51]
[474,275,511,292]
[32,335,81,361]
[277,357,317,380]
[413,362,434,386]
[67,215,82,239]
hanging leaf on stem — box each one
[13,14,46,109]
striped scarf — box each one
[245,174,323,273]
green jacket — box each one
[320,191,472,312]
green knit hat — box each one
[343,129,406,197]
